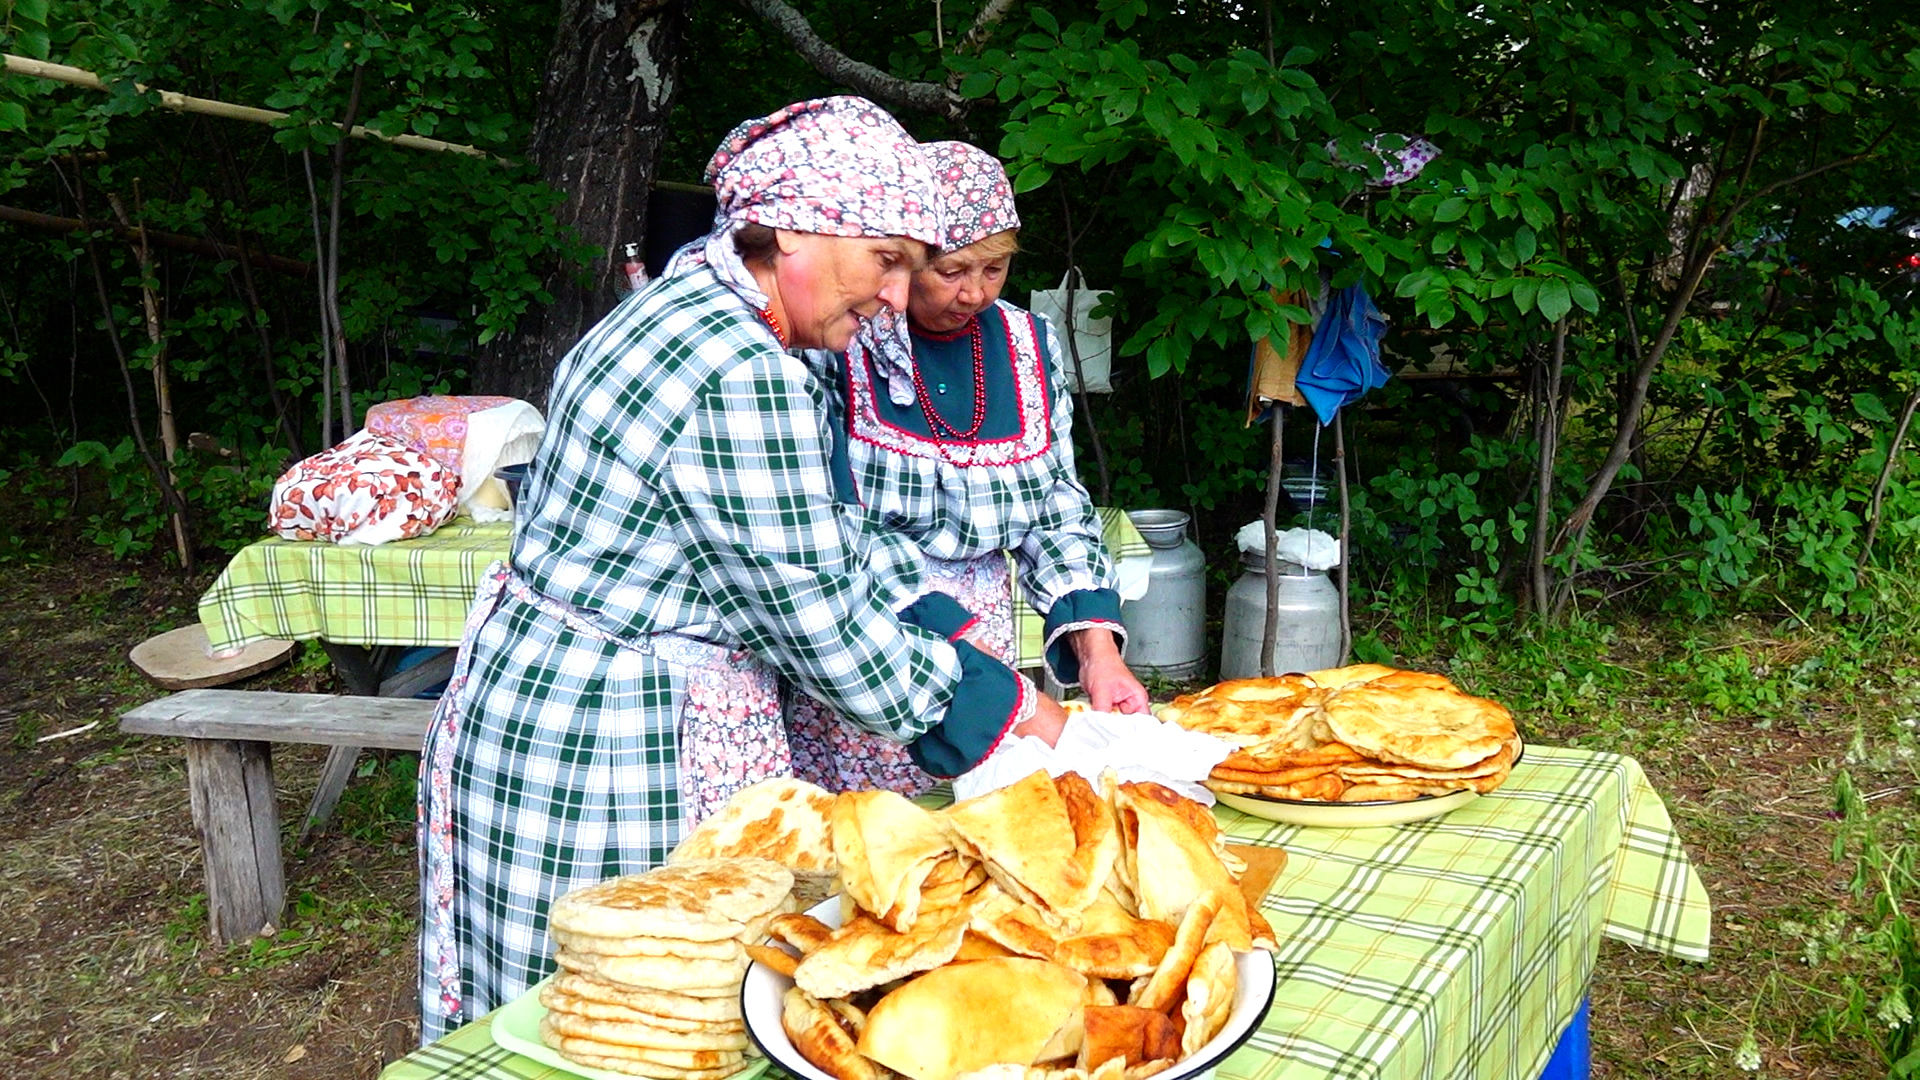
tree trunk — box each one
[1528,321,1567,620]
[474,0,690,407]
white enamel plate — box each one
[741,896,1279,1080]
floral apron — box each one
[418,561,787,1040]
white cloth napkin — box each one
[458,400,545,522]
[1113,555,1152,601]
[1235,521,1341,570]
[952,707,1234,805]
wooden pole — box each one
[1259,405,1286,678]
[1333,414,1352,662]
[3,53,504,161]
[108,190,193,571]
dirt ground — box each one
[0,552,419,1079]
[0,546,1909,1078]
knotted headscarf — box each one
[665,96,943,311]
[862,140,1023,405]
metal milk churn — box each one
[1119,509,1207,679]
[1219,549,1343,679]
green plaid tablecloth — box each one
[198,518,514,653]
[199,511,1148,670]
[380,745,1709,1080]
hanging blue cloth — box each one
[1295,282,1391,424]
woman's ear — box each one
[773,228,804,257]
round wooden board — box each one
[129,624,295,689]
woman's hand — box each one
[1073,628,1150,714]
[960,626,1004,662]
[1010,690,1069,746]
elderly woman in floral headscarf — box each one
[416,103,1068,1042]
[788,140,1148,798]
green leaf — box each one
[15,0,51,20]
[1358,240,1385,277]
[1536,278,1573,322]
[1517,190,1554,231]
[1031,7,1059,35]
[958,71,997,99]
[1852,392,1892,424]
[1511,226,1536,264]
[1011,160,1053,194]
[0,101,25,132]
[1512,278,1539,315]
[1569,282,1600,314]
[1394,269,1434,299]
[1433,197,1468,223]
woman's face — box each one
[906,242,1013,334]
[774,232,926,351]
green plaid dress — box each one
[416,267,1020,1042]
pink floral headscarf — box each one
[666,96,943,311]
[861,140,1022,405]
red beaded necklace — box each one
[910,316,988,441]
[757,305,789,347]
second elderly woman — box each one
[416,102,1068,1042]
[788,140,1147,797]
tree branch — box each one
[957,0,1018,54]
[1859,384,1920,569]
[736,0,960,116]
[0,204,311,276]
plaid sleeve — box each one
[660,346,1009,750]
[1012,311,1120,614]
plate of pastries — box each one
[1155,664,1523,827]
[739,771,1280,1080]
[502,773,1286,1080]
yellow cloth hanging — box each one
[1247,288,1311,425]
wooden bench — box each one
[121,689,437,943]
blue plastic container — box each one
[390,645,453,699]
[1539,997,1591,1080]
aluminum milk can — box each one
[1119,509,1207,679]
[1219,549,1343,679]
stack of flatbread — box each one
[755,770,1283,1080]
[1158,664,1522,803]
[540,858,798,1078]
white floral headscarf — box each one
[664,96,942,310]
[861,140,1022,405]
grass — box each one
[1462,616,1920,1079]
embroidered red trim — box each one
[845,303,1052,466]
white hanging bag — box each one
[1029,267,1114,393]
